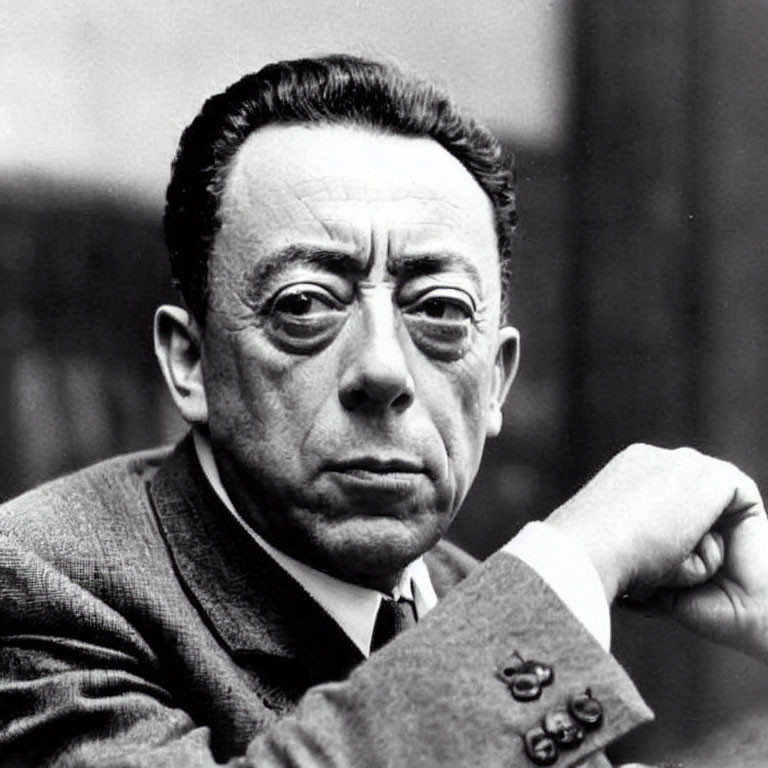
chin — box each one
[299,513,445,589]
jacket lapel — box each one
[424,538,479,598]
[148,436,365,688]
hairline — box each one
[209,118,509,325]
[165,56,516,327]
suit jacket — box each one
[0,435,652,767]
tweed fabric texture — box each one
[0,436,652,766]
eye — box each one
[402,287,476,362]
[264,283,348,354]
[416,297,473,322]
[408,289,476,323]
[270,285,342,316]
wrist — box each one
[545,508,623,604]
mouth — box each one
[323,456,428,496]
[326,456,426,474]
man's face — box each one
[200,123,518,589]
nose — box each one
[338,287,415,413]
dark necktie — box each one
[371,596,417,651]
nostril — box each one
[391,391,413,411]
[339,386,413,412]
[339,387,367,411]
[338,371,415,412]
[338,349,416,412]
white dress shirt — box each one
[193,431,437,656]
[193,430,609,656]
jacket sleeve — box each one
[0,535,652,768]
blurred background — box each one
[2,1,768,764]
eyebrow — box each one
[245,244,368,291]
[386,252,483,291]
[245,243,483,294]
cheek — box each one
[425,350,495,477]
[232,337,342,445]
[203,328,315,431]
[458,341,495,417]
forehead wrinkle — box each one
[288,170,473,213]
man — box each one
[1,55,767,768]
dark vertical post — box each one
[567,1,704,485]
[566,1,718,760]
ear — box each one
[486,326,520,438]
[154,305,208,425]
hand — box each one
[547,444,768,662]
[647,501,768,665]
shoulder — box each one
[0,445,172,561]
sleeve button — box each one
[496,655,553,701]
[523,726,559,766]
[509,672,542,701]
[568,689,603,728]
[542,708,584,747]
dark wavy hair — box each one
[164,54,517,324]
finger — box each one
[664,531,725,588]
[665,552,706,589]
[698,529,725,575]
[722,463,765,518]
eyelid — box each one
[405,286,477,314]
[265,281,348,313]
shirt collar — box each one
[192,430,437,656]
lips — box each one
[322,456,429,497]
[325,456,426,475]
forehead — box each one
[215,123,499,281]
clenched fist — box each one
[547,444,768,663]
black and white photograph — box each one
[2,2,768,766]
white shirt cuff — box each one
[503,521,611,650]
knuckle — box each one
[621,442,666,463]
[623,442,653,458]
[739,471,761,497]
[671,446,703,464]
